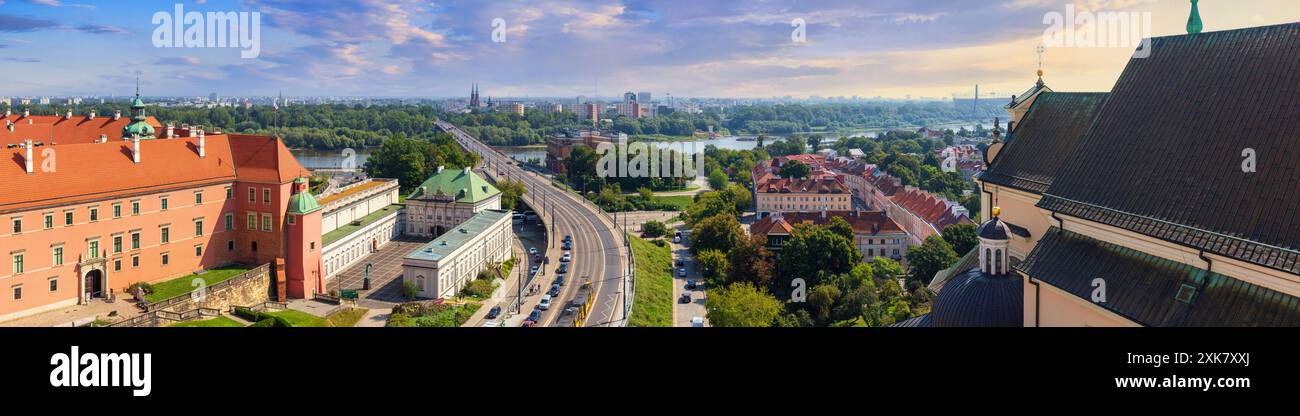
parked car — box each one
[563,235,572,243]
[675,259,684,267]
[524,310,541,326]
[679,293,691,304]
[557,263,569,274]
[486,306,502,319]
[528,247,538,256]
[678,268,687,278]
[555,275,566,286]
[690,317,705,327]
[549,284,561,297]
[561,252,572,262]
[686,280,698,290]
[562,241,572,250]
[673,235,682,243]
[530,265,539,274]
[539,295,552,310]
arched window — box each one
[995,249,1003,275]
[415,275,425,291]
[985,248,992,272]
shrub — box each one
[402,280,420,300]
[233,306,260,321]
[641,221,668,238]
[250,319,277,327]
[128,282,153,297]
[651,239,669,248]
[386,313,413,327]
[460,279,496,299]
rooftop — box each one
[980,92,1108,194]
[322,204,403,247]
[405,209,511,263]
[408,167,500,204]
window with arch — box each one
[985,248,992,272]
[995,249,1003,274]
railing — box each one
[107,307,222,327]
[144,263,270,312]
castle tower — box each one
[285,177,324,299]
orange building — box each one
[0,93,322,322]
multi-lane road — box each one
[438,120,630,327]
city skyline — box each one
[2,0,1299,99]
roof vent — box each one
[1175,283,1197,304]
[87,111,96,120]
[113,110,121,120]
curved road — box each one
[438,121,630,327]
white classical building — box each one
[402,209,513,299]
[317,178,404,280]
[404,167,501,238]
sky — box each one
[1,0,1298,99]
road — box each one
[438,120,631,327]
[670,228,709,327]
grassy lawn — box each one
[265,309,330,327]
[326,307,369,327]
[628,234,674,327]
[145,265,251,303]
[170,315,245,327]
[650,195,694,211]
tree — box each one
[807,283,841,324]
[496,179,527,211]
[696,249,730,288]
[779,160,810,179]
[776,225,857,296]
[705,283,783,327]
[727,235,775,289]
[720,183,752,212]
[825,216,855,244]
[685,191,735,225]
[942,223,978,255]
[363,134,428,194]
[690,214,745,255]
[641,220,667,238]
[707,167,729,190]
[905,235,959,284]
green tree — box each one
[707,167,729,190]
[778,160,810,179]
[807,283,841,324]
[641,220,668,238]
[720,183,753,212]
[690,214,745,255]
[942,223,978,254]
[727,235,775,289]
[776,225,857,296]
[686,191,735,225]
[905,235,959,284]
[496,179,527,211]
[696,249,730,288]
[363,134,428,194]
[825,216,855,244]
[705,283,783,327]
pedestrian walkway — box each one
[329,236,431,304]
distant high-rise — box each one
[637,92,652,104]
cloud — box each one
[4,57,40,63]
[75,24,130,35]
[23,0,94,9]
[0,14,60,32]
[154,56,202,66]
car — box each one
[561,253,571,262]
[529,265,539,275]
[524,310,541,326]
[554,275,566,286]
[557,263,569,274]
[675,259,684,267]
[686,280,697,290]
[528,247,538,256]
[562,241,572,250]
[486,306,502,319]
[673,235,681,243]
[563,235,572,243]
[679,292,691,304]
[539,295,552,310]
[678,268,687,278]
[548,284,561,297]
[674,230,683,237]
[690,317,705,327]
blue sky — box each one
[2,0,1298,98]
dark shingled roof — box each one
[931,269,1023,327]
[890,314,932,327]
[1038,23,1300,275]
[980,92,1108,194]
[1017,228,1300,327]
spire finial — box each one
[135,75,140,98]
[1035,44,1046,87]
[1187,0,1203,34]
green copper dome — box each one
[123,120,155,139]
[288,178,322,215]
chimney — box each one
[198,129,206,158]
[88,111,96,120]
[132,135,141,164]
[4,109,9,117]
[113,110,121,120]
[166,123,174,138]
[24,139,33,174]
[99,134,107,143]
[23,109,30,118]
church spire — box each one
[1035,44,1046,88]
[1187,0,1203,34]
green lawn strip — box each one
[265,309,331,327]
[628,234,674,327]
[325,307,370,327]
[170,315,245,327]
[322,204,403,246]
[650,195,694,211]
[144,265,251,303]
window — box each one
[160,196,169,211]
[64,211,73,225]
[263,188,271,204]
[288,215,296,225]
[52,247,63,266]
[247,213,257,230]
[161,253,170,266]
[194,192,203,205]
[11,254,23,274]
[49,279,57,292]
[12,286,20,301]
[251,241,258,252]
[113,236,123,253]
[224,213,234,231]
[248,187,256,203]
[113,204,121,218]
[131,201,140,215]
[89,207,98,222]
[131,232,141,250]
[227,240,235,251]
[261,214,272,232]
[194,245,203,257]
[310,242,315,251]
[995,249,1003,275]
[161,226,170,244]
[131,255,139,268]
[44,214,53,229]
[113,259,121,271]
[225,187,233,200]
[88,240,99,258]
[195,220,204,237]
[11,218,20,234]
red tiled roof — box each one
[751,210,904,237]
[891,187,971,228]
[760,177,849,194]
[228,134,310,183]
[2,114,163,146]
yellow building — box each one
[912,19,1300,327]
